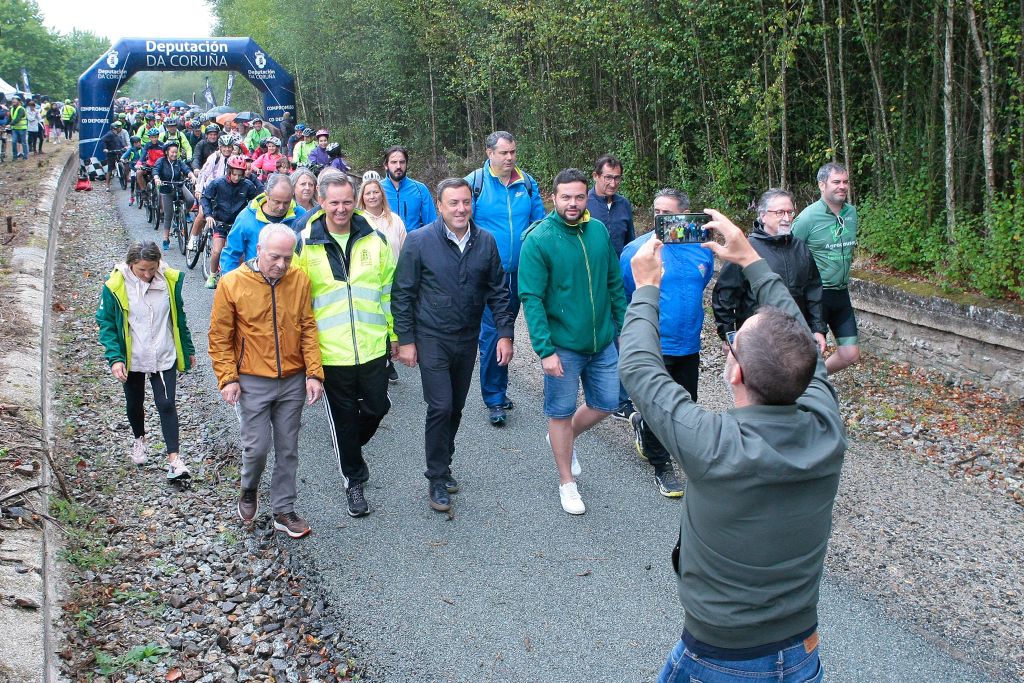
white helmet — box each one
[362,170,382,183]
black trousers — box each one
[322,357,391,488]
[123,368,179,453]
[640,353,700,468]
[417,335,477,482]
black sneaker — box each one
[498,399,515,410]
[429,480,451,511]
[346,484,370,518]
[612,400,636,421]
[238,488,258,522]
[388,363,399,383]
[654,467,685,499]
[488,405,507,427]
[630,412,648,461]
[445,475,460,494]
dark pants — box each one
[419,335,477,482]
[63,122,74,140]
[28,130,42,153]
[640,353,699,468]
[478,271,518,408]
[322,357,391,488]
[123,368,179,454]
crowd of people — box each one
[96,118,858,682]
[0,94,78,161]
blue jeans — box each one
[11,129,28,159]
[658,637,824,683]
[479,270,518,408]
[542,343,619,418]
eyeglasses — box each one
[725,330,743,374]
[764,209,796,218]
[600,174,623,182]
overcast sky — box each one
[36,0,215,41]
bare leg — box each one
[826,344,860,375]
[548,405,611,484]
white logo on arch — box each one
[106,51,119,68]
[254,51,267,69]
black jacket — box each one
[392,218,514,344]
[712,222,826,339]
[192,138,218,170]
[200,175,262,225]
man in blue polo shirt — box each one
[381,145,436,231]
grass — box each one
[51,497,119,570]
[94,643,169,676]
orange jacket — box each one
[208,261,324,389]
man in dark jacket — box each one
[620,211,845,683]
[191,123,221,170]
[200,156,263,288]
[392,177,514,513]
[712,188,827,354]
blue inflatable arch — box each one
[78,37,295,178]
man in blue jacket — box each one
[220,173,306,275]
[381,145,436,231]
[620,188,713,498]
[464,131,546,426]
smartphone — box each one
[655,213,711,244]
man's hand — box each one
[541,353,563,378]
[220,381,241,405]
[630,237,664,289]
[154,178,162,187]
[701,209,761,268]
[496,337,514,367]
[188,355,196,369]
[398,343,417,368]
[814,332,827,354]
[205,216,215,229]
[390,341,399,360]
[306,377,323,405]
[111,361,128,383]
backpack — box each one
[470,167,535,205]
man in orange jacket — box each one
[209,223,324,538]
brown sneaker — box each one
[238,488,258,522]
[273,511,311,539]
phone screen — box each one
[655,213,711,244]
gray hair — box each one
[756,188,795,215]
[258,223,298,249]
[264,172,293,196]
[485,130,515,151]
[816,162,848,184]
[653,188,690,212]
[317,171,354,200]
[290,168,316,190]
[435,177,469,200]
[125,241,162,265]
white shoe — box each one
[546,433,581,477]
[130,437,147,465]
[559,482,586,515]
[167,455,190,480]
[187,235,199,251]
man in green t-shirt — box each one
[792,162,860,374]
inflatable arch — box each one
[78,37,295,178]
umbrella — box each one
[205,105,236,117]
[170,99,188,108]
[216,112,239,125]
[233,111,260,123]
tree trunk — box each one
[837,0,852,167]
[780,60,789,188]
[465,92,475,157]
[965,0,996,204]
[820,0,838,160]
[427,55,438,160]
[852,0,898,188]
[943,0,957,243]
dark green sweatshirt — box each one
[518,210,626,358]
[619,258,847,649]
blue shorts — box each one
[542,343,619,419]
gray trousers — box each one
[237,372,306,513]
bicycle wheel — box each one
[118,162,128,190]
[175,205,187,255]
[146,191,155,223]
[185,229,203,270]
[202,229,214,279]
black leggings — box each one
[28,130,42,153]
[123,368,180,454]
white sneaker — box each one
[546,433,581,477]
[187,235,199,251]
[167,455,190,480]
[559,482,586,515]
[130,437,147,465]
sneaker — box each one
[128,196,135,206]
[428,480,451,512]
[388,363,399,383]
[346,484,369,518]
[546,433,581,477]
[655,467,685,498]
[445,475,460,494]
[630,412,648,462]
[187,235,198,251]
[161,239,170,250]
[105,186,111,192]
[488,405,507,427]
[238,488,258,522]
[559,482,586,515]
[273,511,311,538]
[129,437,147,465]
[205,273,218,289]
[166,455,190,480]
[612,400,636,421]
[498,399,515,410]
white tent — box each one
[0,76,17,96]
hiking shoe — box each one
[130,437,147,465]
[187,235,199,251]
[273,511,311,538]
[388,363,399,383]
[161,239,170,251]
[655,467,685,499]
[445,475,460,494]
[546,433,581,477]
[166,455,190,480]
[488,405,507,427]
[205,273,218,289]
[612,400,636,421]
[346,484,369,518]
[498,399,515,410]
[128,196,135,206]
[630,411,648,461]
[559,482,586,515]
[238,488,258,522]
[428,480,451,512]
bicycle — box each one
[164,180,191,255]
[202,221,229,279]
[115,155,129,190]
[0,125,8,163]
[186,218,213,271]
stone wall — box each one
[849,278,1024,399]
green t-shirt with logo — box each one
[792,199,857,290]
[330,232,350,252]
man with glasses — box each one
[713,188,827,356]
[792,162,860,374]
[620,188,713,498]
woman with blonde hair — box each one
[291,168,317,212]
[357,171,406,260]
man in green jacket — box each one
[620,211,846,683]
[519,168,627,516]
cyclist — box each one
[189,133,236,252]
[136,112,157,139]
[251,136,284,181]
[101,121,128,192]
[291,127,316,166]
[307,129,331,166]
[136,128,166,197]
[185,120,203,148]
[243,116,271,151]
[326,142,350,173]
[121,136,144,205]
[191,122,221,170]
[153,141,198,250]
[160,117,193,162]
[199,155,262,288]
[286,123,305,157]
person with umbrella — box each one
[244,116,270,152]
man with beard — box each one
[518,168,626,515]
[792,163,860,374]
[381,145,437,231]
[220,173,307,274]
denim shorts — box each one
[542,343,619,419]
[658,636,824,683]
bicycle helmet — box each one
[295,123,306,131]
[266,136,281,146]
[146,128,161,137]
[145,112,156,120]
[226,155,249,170]
[111,120,123,128]
[163,141,180,151]
[129,135,142,144]
[205,123,221,134]
[362,170,382,183]
[303,128,315,137]
[326,142,343,158]
[315,128,329,138]
[218,134,234,147]
[164,116,180,127]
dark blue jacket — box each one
[392,218,513,344]
[587,188,635,257]
[200,175,262,225]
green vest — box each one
[10,105,27,131]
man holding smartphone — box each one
[619,188,714,498]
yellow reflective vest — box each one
[293,210,396,366]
